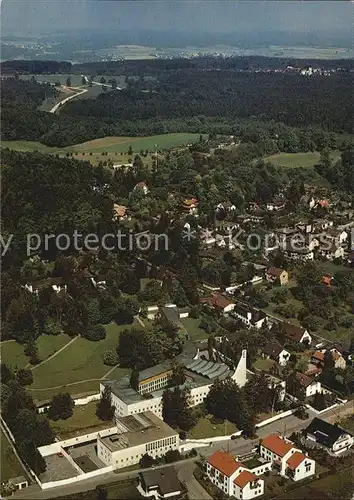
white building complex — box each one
[101,345,247,419]
[97,412,179,469]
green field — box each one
[265,151,341,168]
[0,341,28,370]
[51,401,113,439]
[29,322,136,402]
[188,415,238,439]
[1,429,28,483]
[1,133,202,167]
[20,74,127,89]
[36,333,73,361]
[180,317,208,342]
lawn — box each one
[35,333,73,362]
[0,341,28,370]
[265,151,341,168]
[180,317,208,342]
[51,401,113,439]
[29,322,137,402]
[253,357,275,372]
[188,415,238,439]
[0,429,28,483]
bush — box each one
[103,349,119,366]
[165,449,181,463]
[179,430,187,441]
[189,306,200,319]
[85,324,106,341]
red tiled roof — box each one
[281,322,306,342]
[208,451,242,477]
[313,351,325,362]
[296,372,315,388]
[287,452,306,470]
[267,267,286,277]
[200,293,234,311]
[234,470,258,488]
[113,204,127,217]
[261,434,294,457]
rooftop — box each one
[260,434,294,457]
[138,362,172,383]
[139,466,181,496]
[267,267,286,277]
[280,322,307,342]
[234,470,258,488]
[208,451,242,477]
[286,452,307,470]
[305,418,351,447]
[296,372,315,388]
[99,412,177,451]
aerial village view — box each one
[0,1,353,500]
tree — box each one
[96,386,115,421]
[16,368,34,386]
[165,449,181,463]
[139,453,155,468]
[103,349,119,366]
[85,324,106,341]
[18,440,46,474]
[24,341,40,365]
[1,363,13,384]
[66,76,71,87]
[100,77,106,84]
[128,145,133,156]
[162,386,195,430]
[81,76,87,86]
[48,393,75,421]
[95,485,108,500]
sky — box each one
[1,1,352,38]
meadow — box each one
[20,74,127,89]
[265,151,341,168]
[1,429,28,483]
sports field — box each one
[265,151,341,168]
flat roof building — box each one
[97,412,179,469]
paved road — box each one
[178,462,212,500]
[9,400,353,500]
[10,458,200,500]
[49,88,88,113]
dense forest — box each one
[2,56,353,76]
[1,59,353,147]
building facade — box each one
[97,412,179,469]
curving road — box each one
[49,88,88,113]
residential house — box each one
[206,451,264,499]
[133,181,149,195]
[282,322,312,345]
[112,204,127,221]
[231,304,266,329]
[200,293,235,315]
[181,198,198,215]
[305,418,354,455]
[319,244,344,261]
[326,228,348,246]
[283,246,314,261]
[23,279,67,296]
[295,372,322,398]
[259,434,315,481]
[311,349,346,370]
[265,267,289,286]
[8,476,28,491]
[216,201,236,213]
[300,195,316,210]
[262,342,290,367]
[137,466,183,500]
[280,322,312,345]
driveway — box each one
[178,463,212,500]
